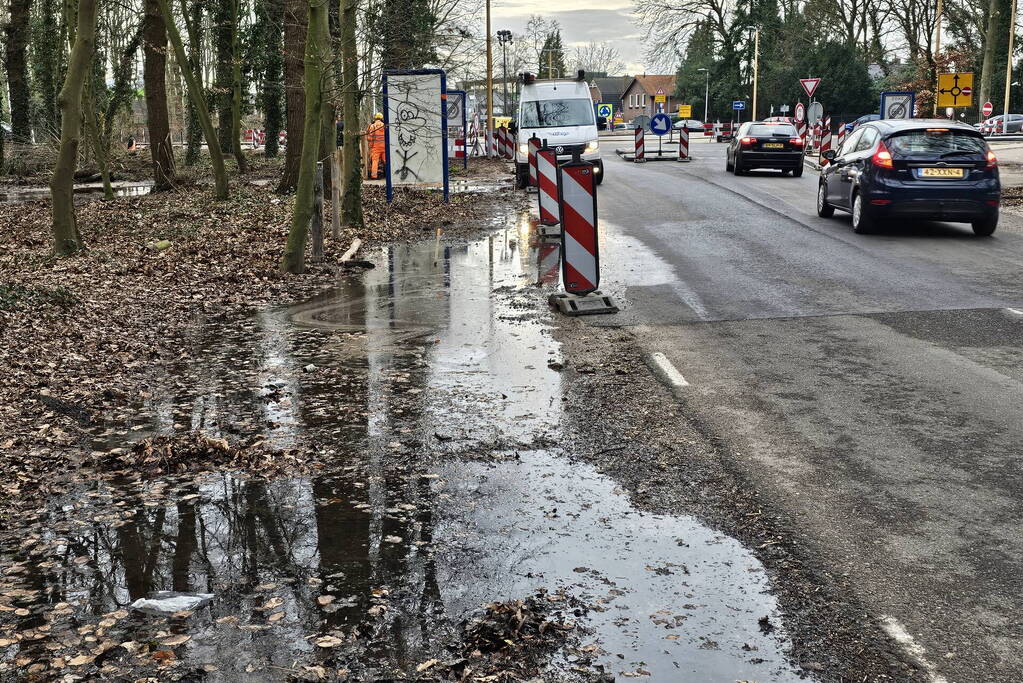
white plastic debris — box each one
[130,591,214,614]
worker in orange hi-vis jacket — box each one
[367,113,386,179]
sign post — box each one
[650,112,671,157]
[936,72,974,109]
[382,68,449,203]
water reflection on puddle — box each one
[0,218,809,680]
[0,181,154,203]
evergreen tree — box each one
[539,30,566,78]
[380,0,436,70]
[31,0,63,139]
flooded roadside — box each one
[0,180,155,203]
[0,216,810,680]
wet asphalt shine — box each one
[592,142,1023,682]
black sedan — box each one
[817,119,1000,236]
[725,121,805,176]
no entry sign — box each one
[983,101,994,117]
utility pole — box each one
[752,30,760,120]
[934,0,943,115]
[1004,0,1018,123]
[486,0,493,153]
[699,68,709,122]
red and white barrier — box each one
[677,127,690,162]
[557,159,599,294]
[528,136,540,187]
[836,124,846,150]
[796,120,806,146]
[820,116,832,165]
[704,122,714,137]
[634,126,645,162]
[454,138,465,159]
[537,147,560,226]
[497,127,506,158]
[489,130,498,157]
[503,127,515,159]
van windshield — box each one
[519,99,595,128]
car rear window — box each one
[887,130,986,157]
[749,124,796,136]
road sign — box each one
[945,107,954,117]
[779,104,790,113]
[982,101,994,117]
[557,159,600,295]
[880,91,914,120]
[650,112,672,136]
[794,102,805,122]
[596,103,613,119]
[800,78,821,98]
[732,101,746,110]
[654,88,667,104]
[807,101,823,123]
[936,72,974,108]
[677,104,692,118]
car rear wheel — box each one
[851,193,875,234]
[725,153,734,172]
[972,214,998,237]
[792,164,803,178]
[816,183,835,217]
[733,158,744,175]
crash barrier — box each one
[634,127,646,162]
[537,144,560,226]
[528,136,540,187]
[677,127,690,162]
[820,116,832,165]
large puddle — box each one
[0,217,809,681]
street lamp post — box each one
[698,68,710,122]
[497,30,513,116]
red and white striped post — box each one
[489,129,498,157]
[677,127,690,162]
[536,144,560,226]
[454,138,465,159]
[505,128,516,159]
[557,157,600,294]
[836,124,846,150]
[634,126,645,162]
[528,136,540,187]
[704,122,714,137]
[820,116,832,165]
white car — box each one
[512,71,602,188]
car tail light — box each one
[987,149,998,169]
[789,137,803,146]
[872,140,894,169]
[986,200,1000,207]
[740,137,755,146]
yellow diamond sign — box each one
[936,72,974,108]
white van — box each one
[512,72,602,188]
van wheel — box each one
[595,160,604,185]
[973,214,998,237]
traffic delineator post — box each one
[820,116,832,165]
[548,152,617,316]
[836,124,846,150]
[536,142,560,230]
[504,127,515,159]
[528,136,540,187]
[634,126,646,162]
[677,127,690,162]
[489,129,498,157]
[454,137,466,159]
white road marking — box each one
[881,616,949,683]
[1006,308,1023,316]
[647,352,690,389]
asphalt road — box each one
[591,144,1023,682]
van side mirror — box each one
[822,149,837,161]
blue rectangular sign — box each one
[733,101,746,110]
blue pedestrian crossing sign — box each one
[733,101,746,110]
[650,112,672,136]
[596,103,613,119]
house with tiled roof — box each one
[621,75,677,122]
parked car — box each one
[763,116,794,124]
[980,114,1023,135]
[817,119,999,236]
[725,121,805,176]
[846,113,881,132]
[672,118,705,132]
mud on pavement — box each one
[1,202,908,681]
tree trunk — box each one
[277,0,307,192]
[263,0,285,157]
[4,0,32,141]
[183,0,204,165]
[310,160,324,261]
[83,84,113,200]
[230,0,248,172]
[340,0,363,229]
[157,0,230,199]
[281,0,327,273]
[213,0,234,154]
[144,0,177,190]
[49,0,97,256]
[979,0,1003,110]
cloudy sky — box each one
[489,0,651,74]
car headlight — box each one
[584,139,599,154]
[518,143,528,156]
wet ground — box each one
[0,214,809,680]
[0,180,155,203]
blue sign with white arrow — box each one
[732,101,746,110]
[650,112,672,136]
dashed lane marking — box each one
[647,352,690,390]
[881,616,949,683]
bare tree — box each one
[570,41,626,76]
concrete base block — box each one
[548,292,619,316]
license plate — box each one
[763,143,784,149]
[918,167,965,178]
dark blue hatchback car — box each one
[817,119,1000,236]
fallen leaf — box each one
[316,595,335,606]
[152,649,176,663]
[416,658,439,672]
[161,634,190,646]
[268,611,285,622]
[315,635,343,648]
[67,654,95,666]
